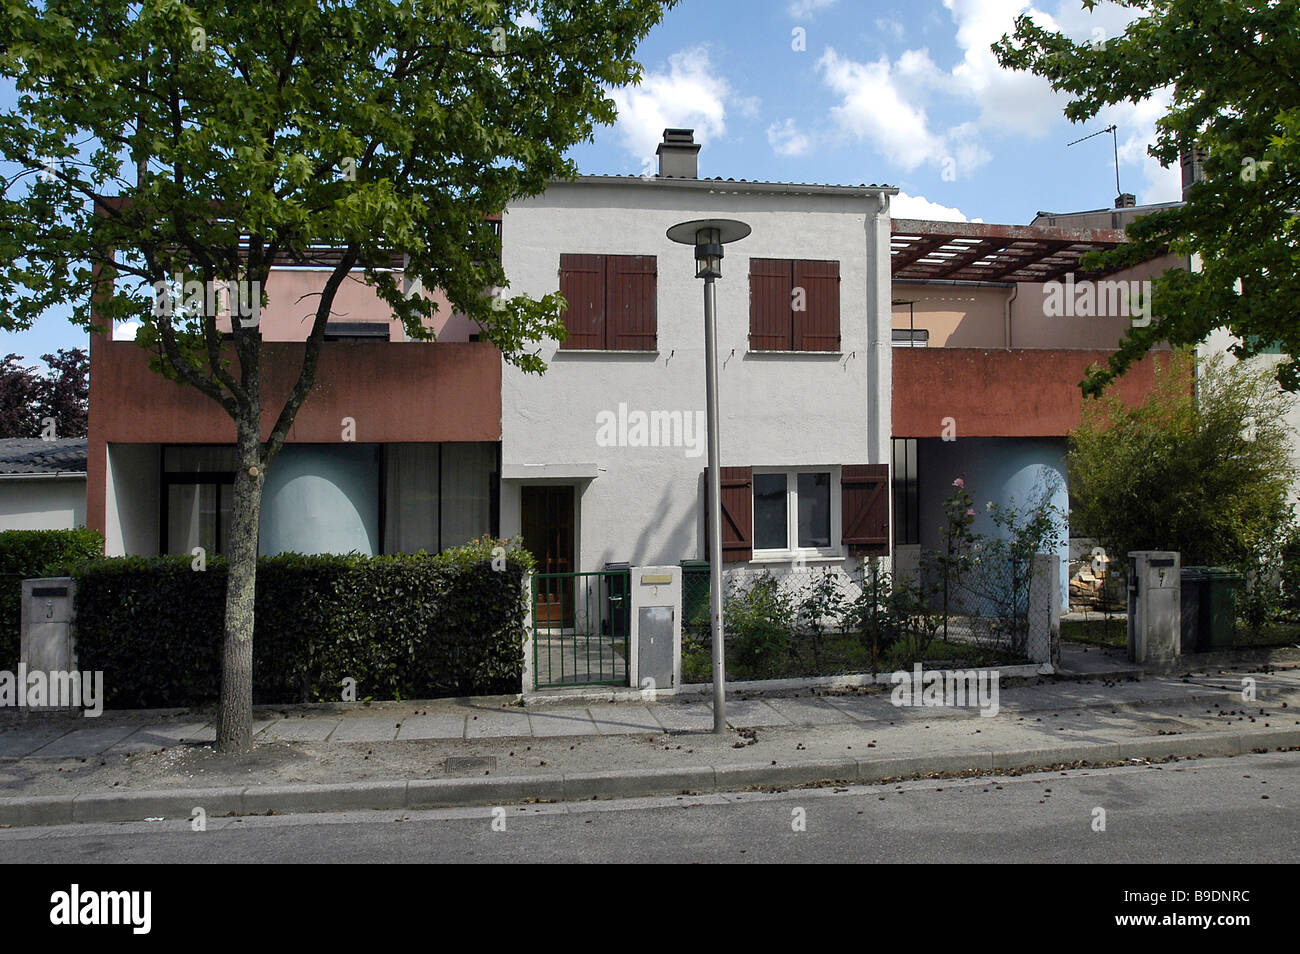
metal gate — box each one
[532,570,630,689]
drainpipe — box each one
[1004,283,1018,350]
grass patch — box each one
[1061,616,1127,649]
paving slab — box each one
[527,709,598,737]
[0,726,73,758]
[588,704,665,735]
[105,722,214,754]
[395,713,467,740]
[649,703,715,733]
[262,718,340,742]
[464,709,533,739]
[819,694,897,722]
[762,697,854,726]
[328,717,403,743]
[29,725,140,758]
[723,699,792,728]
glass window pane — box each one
[383,444,439,553]
[753,473,788,550]
[168,483,218,555]
[163,445,236,473]
[797,472,831,548]
[440,442,495,548]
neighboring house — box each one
[88,244,502,558]
[889,208,1182,603]
[0,437,87,530]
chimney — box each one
[1114,192,1136,208]
[656,128,700,178]
[1180,146,1207,201]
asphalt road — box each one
[2,752,1296,863]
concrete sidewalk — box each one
[2,664,1299,827]
[0,667,1293,759]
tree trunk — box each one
[216,413,264,753]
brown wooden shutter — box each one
[558,253,604,349]
[793,260,840,351]
[841,464,890,555]
[749,258,793,351]
[704,466,753,562]
[605,255,657,351]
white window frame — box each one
[751,465,841,561]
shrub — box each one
[724,572,795,680]
[0,527,103,666]
[70,537,533,708]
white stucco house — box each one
[498,130,897,618]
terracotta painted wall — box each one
[87,339,502,537]
[892,348,1168,438]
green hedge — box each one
[70,537,534,708]
[0,527,104,666]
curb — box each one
[3,726,1298,829]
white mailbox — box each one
[1127,551,1180,664]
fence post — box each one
[520,572,534,695]
[1028,554,1060,673]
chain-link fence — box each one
[677,555,1049,683]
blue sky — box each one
[1,0,1178,364]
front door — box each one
[521,485,575,627]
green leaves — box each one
[1067,351,1296,567]
[70,537,535,707]
[993,0,1300,394]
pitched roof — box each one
[0,438,88,476]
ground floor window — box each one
[382,442,496,553]
[162,445,235,555]
[752,467,837,557]
[892,438,919,545]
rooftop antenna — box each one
[1067,124,1121,198]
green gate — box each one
[532,570,631,689]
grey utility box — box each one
[630,566,681,694]
[19,577,78,710]
[638,607,675,691]
[1127,552,1180,664]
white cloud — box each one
[789,0,836,18]
[891,192,970,221]
[608,46,731,166]
[767,118,812,157]
[818,47,981,174]
[875,18,905,40]
[113,320,140,341]
[817,0,1169,193]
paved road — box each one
[2,752,1295,863]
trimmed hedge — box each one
[70,537,534,708]
[0,527,104,666]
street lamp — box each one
[666,217,751,734]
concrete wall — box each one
[916,436,1070,608]
[226,268,479,343]
[104,444,159,557]
[0,477,86,530]
[892,253,1185,351]
[893,348,1170,438]
[258,444,380,556]
[499,179,893,573]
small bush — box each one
[725,572,795,680]
[70,537,534,708]
[0,527,104,666]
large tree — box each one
[0,0,673,751]
[1068,350,1295,569]
[993,0,1300,395]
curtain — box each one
[383,444,439,553]
[440,443,494,548]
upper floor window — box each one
[558,254,657,351]
[749,258,840,352]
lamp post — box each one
[666,218,751,734]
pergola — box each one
[891,218,1129,284]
